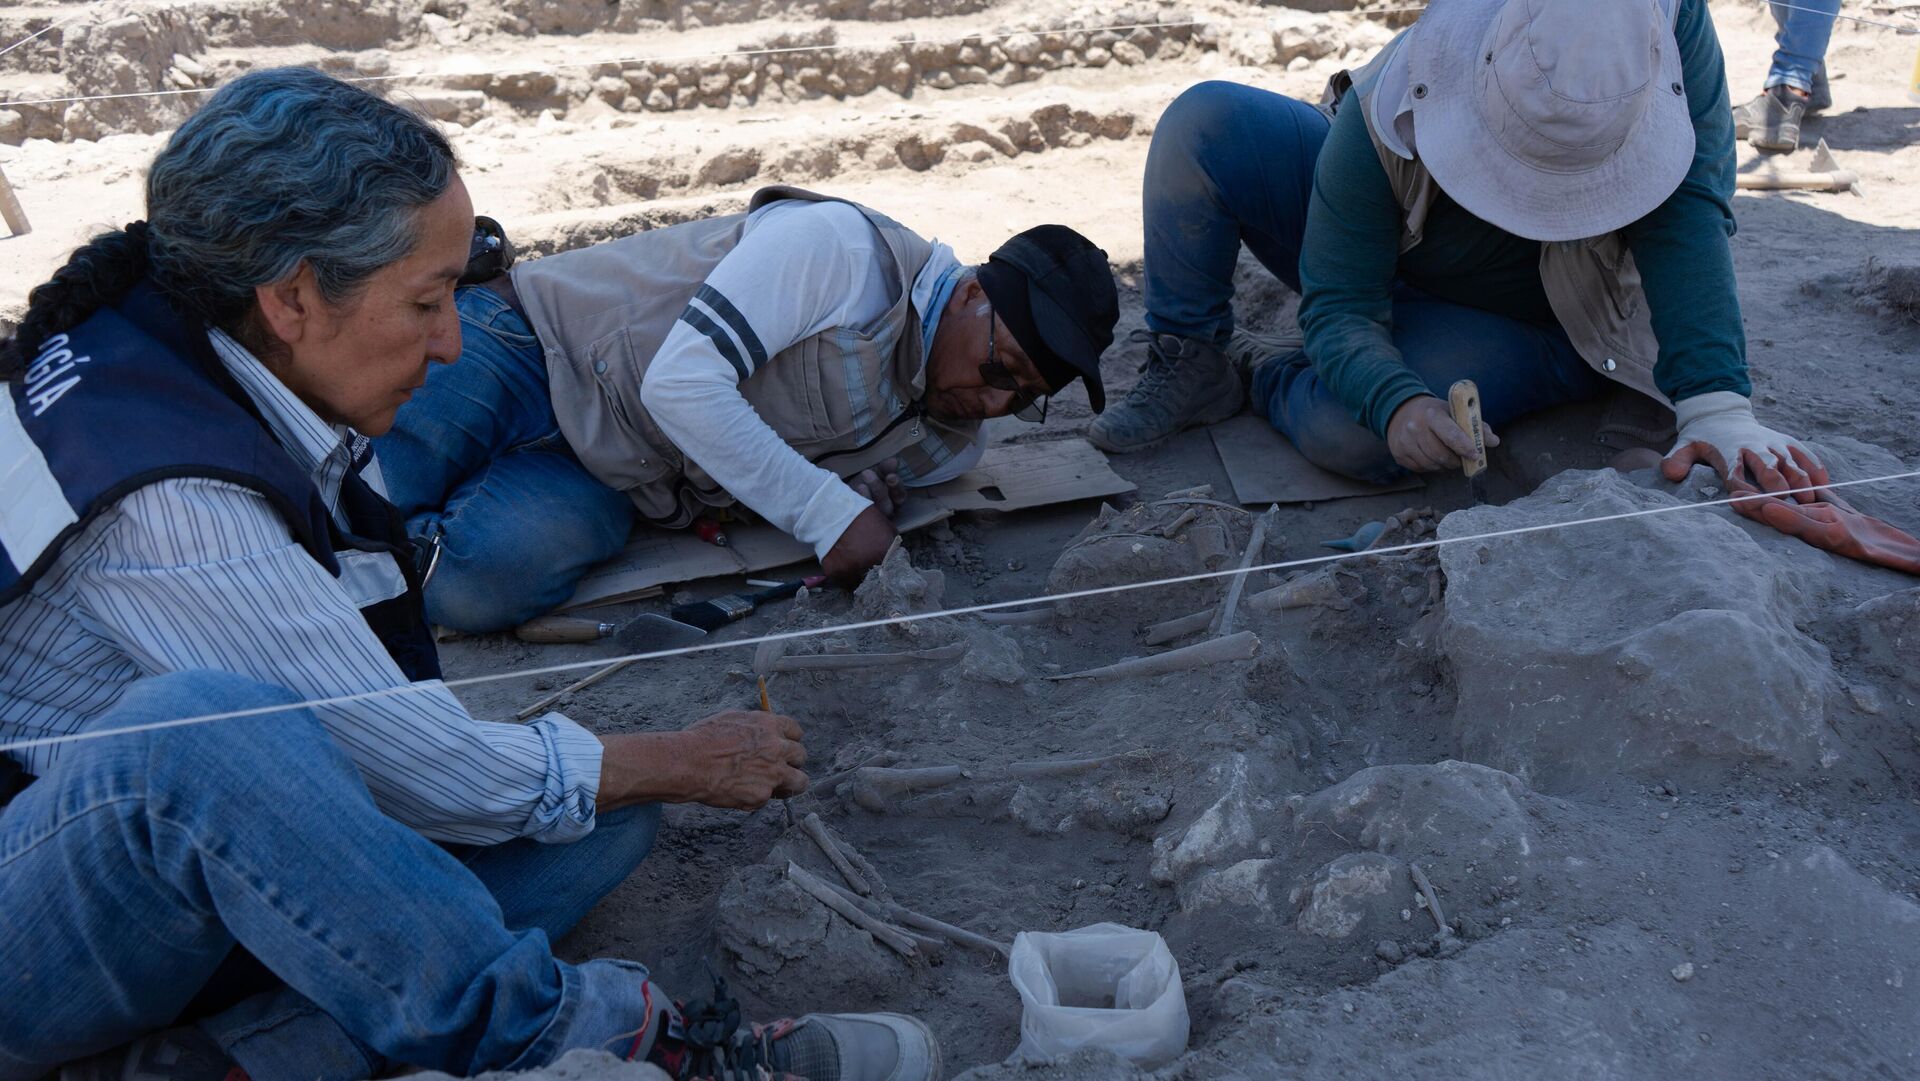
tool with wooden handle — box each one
[1447,379,1489,505]
[513,616,616,644]
[513,614,708,721]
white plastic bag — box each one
[1007,922,1189,1068]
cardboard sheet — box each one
[558,438,1133,610]
[1208,415,1422,505]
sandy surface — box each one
[6,1,1920,1078]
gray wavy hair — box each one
[3,66,458,372]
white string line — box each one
[3,466,1915,757]
[1769,1,1920,33]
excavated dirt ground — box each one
[6,2,1920,1078]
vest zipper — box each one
[814,403,925,468]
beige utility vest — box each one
[512,185,979,527]
[1326,33,1671,407]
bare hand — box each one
[848,459,907,520]
[1385,395,1500,474]
[675,710,809,810]
[822,505,897,589]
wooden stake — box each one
[0,164,30,237]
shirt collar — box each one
[205,327,379,510]
[912,242,965,362]
[1371,34,1418,161]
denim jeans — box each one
[376,287,636,632]
[0,671,663,1081]
[1143,81,1609,484]
[1765,0,1838,94]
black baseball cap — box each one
[975,224,1118,413]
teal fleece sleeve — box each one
[1295,90,1432,438]
[1620,0,1753,403]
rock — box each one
[1271,15,1340,64]
[407,90,487,126]
[1112,41,1147,65]
[491,71,561,102]
[1004,33,1043,64]
[1375,940,1405,964]
[850,544,946,623]
[1151,754,1270,884]
[1847,683,1884,714]
[1292,852,1406,939]
[353,50,391,77]
[0,110,25,146]
[956,627,1025,684]
[1671,962,1695,982]
[697,147,761,185]
[1083,46,1112,67]
[644,88,674,112]
[1439,470,1837,788]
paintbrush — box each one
[671,576,826,632]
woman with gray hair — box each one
[0,68,937,1081]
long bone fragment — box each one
[785,862,920,958]
[799,812,871,896]
[1046,630,1261,682]
[1211,507,1276,638]
[844,749,1152,812]
[813,876,1012,958]
[1144,606,1216,646]
[769,641,965,672]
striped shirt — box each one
[0,328,603,845]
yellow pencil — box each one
[757,675,771,712]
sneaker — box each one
[1809,65,1832,113]
[1742,84,1810,152]
[636,972,940,1081]
[59,1029,247,1081]
[1087,329,1245,454]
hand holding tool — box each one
[1448,379,1489,504]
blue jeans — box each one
[1765,0,1838,94]
[0,671,663,1081]
[376,287,635,632]
[1143,81,1609,484]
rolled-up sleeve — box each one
[74,478,603,845]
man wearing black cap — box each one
[375,186,1119,629]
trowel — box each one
[1448,379,1490,505]
[512,614,708,721]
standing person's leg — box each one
[375,287,635,631]
[1252,291,1612,485]
[1,671,664,1081]
[1766,0,1839,100]
[1092,81,1330,453]
[1740,0,1840,150]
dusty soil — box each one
[6,1,1920,1078]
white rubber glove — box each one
[1665,391,1819,477]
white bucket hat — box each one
[1407,0,1693,243]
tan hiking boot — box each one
[1088,329,1245,454]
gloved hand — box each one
[1661,391,1819,484]
[1705,444,1920,575]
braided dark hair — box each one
[3,67,456,378]
[2,223,150,377]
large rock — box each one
[1438,470,1837,787]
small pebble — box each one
[1401,908,1413,922]
[1375,940,1405,964]
[1005,559,1025,572]
[1672,962,1695,982]
[1500,916,1513,926]
[1728,862,1744,874]
[1341,1002,1355,1014]
[1658,812,1670,821]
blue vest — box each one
[1,281,443,689]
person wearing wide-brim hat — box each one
[1097,0,1824,494]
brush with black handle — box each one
[671,576,828,632]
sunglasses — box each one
[977,306,1050,423]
